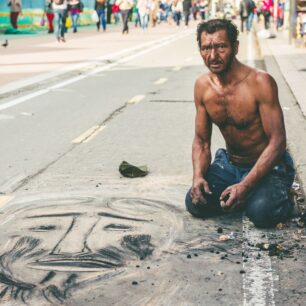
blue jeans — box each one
[70,11,79,32]
[139,13,148,30]
[96,9,106,31]
[173,11,181,26]
[247,13,254,32]
[185,149,295,228]
[54,9,67,39]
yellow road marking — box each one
[0,196,14,208]
[172,66,182,71]
[128,95,145,104]
[154,78,168,85]
[72,125,105,144]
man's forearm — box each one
[192,140,211,180]
[242,140,286,191]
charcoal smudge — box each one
[40,271,56,285]
[121,235,154,259]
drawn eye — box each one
[104,224,132,231]
[29,225,57,232]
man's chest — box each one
[203,87,258,129]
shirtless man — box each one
[185,19,295,228]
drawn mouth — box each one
[29,253,124,272]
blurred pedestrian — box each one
[192,0,199,20]
[149,0,158,27]
[137,0,150,30]
[277,0,284,30]
[239,0,248,32]
[260,0,273,30]
[107,0,114,24]
[172,0,183,26]
[112,1,120,24]
[95,0,107,31]
[246,0,256,32]
[68,0,83,33]
[53,0,68,42]
[198,0,207,21]
[45,0,55,33]
[183,0,192,26]
[116,0,133,34]
[7,0,22,29]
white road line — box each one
[0,31,190,97]
[154,77,168,85]
[185,57,193,62]
[0,30,192,112]
[72,125,105,144]
[172,66,182,71]
[242,32,276,306]
[0,196,14,209]
[242,217,276,306]
[128,95,145,104]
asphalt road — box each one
[0,25,305,306]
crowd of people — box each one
[6,0,287,42]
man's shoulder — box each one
[195,73,210,88]
[245,66,274,86]
[251,68,276,89]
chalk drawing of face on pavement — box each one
[0,196,182,304]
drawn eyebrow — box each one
[98,212,148,222]
[26,213,82,218]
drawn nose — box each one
[51,216,99,255]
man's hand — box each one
[220,183,249,211]
[191,177,211,205]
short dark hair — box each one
[196,19,239,48]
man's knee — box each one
[185,188,222,218]
[245,197,293,228]
[185,189,203,218]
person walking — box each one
[260,0,273,30]
[112,1,120,24]
[246,0,256,32]
[172,0,183,26]
[68,0,83,33]
[183,0,192,26]
[7,0,22,29]
[186,19,295,228]
[137,0,150,30]
[45,0,55,33]
[198,0,207,21]
[53,0,68,42]
[149,0,158,27]
[239,0,248,32]
[116,0,133,34]
[95,0,107,31]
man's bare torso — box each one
[200,67,268,164]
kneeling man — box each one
[185,19,295,228]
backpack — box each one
[54,0,65,5]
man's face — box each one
[200,29,238,74]
[0,196,176,304]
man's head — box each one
[197,19,239,74]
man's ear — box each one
[234,40,239,55]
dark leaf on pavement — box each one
[119,161,149,178]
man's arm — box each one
[221,72,286,208]
[192,78,213,204]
